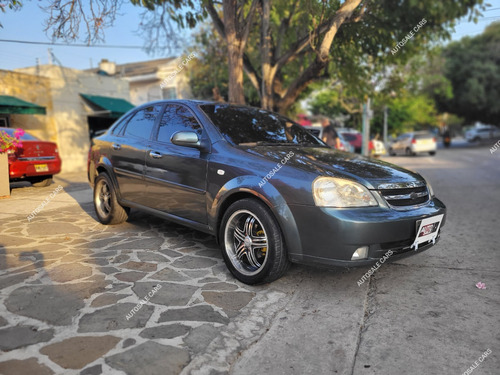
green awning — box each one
[0,95,46,115]
[80,94,134,118]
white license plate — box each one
[411,214,444,250]
[34,164,49,172]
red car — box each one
[340,131,362,153]
[1,127,62,187]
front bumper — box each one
[287,197,446,268]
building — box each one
[1,56,194,174]
[89,57,193,105]
[2,66,132,172]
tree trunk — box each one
[260,0,274,110]
[223,0,245,104]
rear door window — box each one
[123,105,162,140]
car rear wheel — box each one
[30,176,52,187]
[94,173,129,225]
[405,147,414,156]
[389,148,396,156]
[220,198,290,284]
[429,151,436,156]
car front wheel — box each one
[220,198,290,284]
[94,173,129,225]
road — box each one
[0,143,498,375]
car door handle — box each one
[149,151,162,159]
[112,143,121,150]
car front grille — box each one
[378,182,430,208]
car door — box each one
[110,104,162,205]
[144,103,209,224]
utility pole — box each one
[47,48,52,65]
[362,98,371,156]
[383,105,388,145]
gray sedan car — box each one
[88,100,446,284]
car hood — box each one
[245,146,425,189]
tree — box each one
[438,21,500,125]
[40,0,486,113]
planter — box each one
[0,152,10,198]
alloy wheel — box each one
[224,210,269,276]
[95,179,112,219]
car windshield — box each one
[414,133,434,140]
[341,133,357,141]
[1,128,38,140]
[200,104,325,147]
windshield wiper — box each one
[238,141,294,146]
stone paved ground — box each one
[0,174,301,375]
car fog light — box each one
[351,246,368,260]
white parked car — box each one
[370,139,386,156]
[389,132,437,156]
[465,126,500,142]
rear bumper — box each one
[411,144,437,153]
[9,158,62,179]
[286,198,446,268]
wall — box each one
[127,59,193,105]
[0,70,55,142]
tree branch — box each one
[277,0,363,111]
[206,0,226,38]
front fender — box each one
[209,175,303,257]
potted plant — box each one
[0,128,24,198]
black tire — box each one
[219,198,290,285]
[30,176,52,187]
[405,148,414,156]
[93,173,129,225]
[429,151,436,156]
[388,148,396,156]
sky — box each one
[1,1,500,71]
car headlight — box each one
[312,177,378,207]
[427,181,435,197]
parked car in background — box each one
[303,126,354,152]
[337,132,355,153]
[339,128,362,153]
[88,100,446,285]
[389,132,437,156]
[296,113,312,126]
[1,127,62,186]
[465,126,500,142]
[370,138,387,157]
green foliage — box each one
[188,25,260,105]
[439,21,500,125]
[372,94,438,136]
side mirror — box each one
[171,131,201,148]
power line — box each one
[0,39,143,49]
